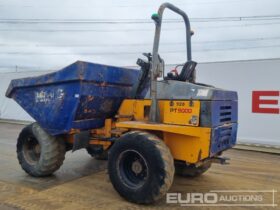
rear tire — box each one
[175,161,211,177]
[17,123,66,177]
[108,131,174,204]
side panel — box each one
[117,99,151,121]
[116,119,212,164]
[164,132,211,164]
[117,99,237,164]
[200,100,238,127]
[162,100,200,126]
[210,123,238,156]
[118,99,201,126]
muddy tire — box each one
[17,123,66,177]
[86,147,108,160]
[108,131,174,204]
[175,161,211,177]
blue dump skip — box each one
[6,61,141,135]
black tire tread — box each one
[17,123,65,177]
[108,130,174,204]
[145,132,174,199]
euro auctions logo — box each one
[166,190,277,207]
[252,91,280,114]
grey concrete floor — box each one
[0,122,279,210]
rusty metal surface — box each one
[0,122,279,210]
[6,61,140,135]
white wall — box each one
[1,59,279,146]
[196,59,280,146]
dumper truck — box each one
[6,3,238,204]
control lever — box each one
[136,58,150,70]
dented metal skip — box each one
[6,61,141,135]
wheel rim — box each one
[22,136,41,165]
[117,149,149,189]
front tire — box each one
[17,123,66,177]
[108,131,174,204]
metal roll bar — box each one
[149,2,193,122]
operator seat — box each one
[165,61,197,82]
